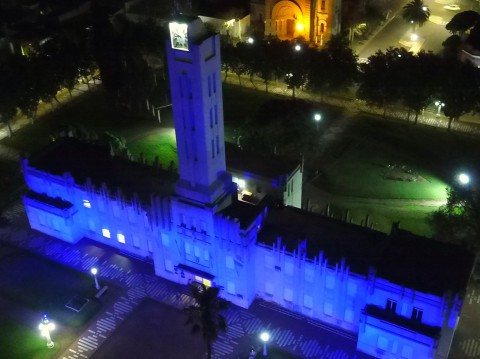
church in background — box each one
[250,0,341,45]
[21,16,473,359]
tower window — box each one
[386,299,397,313]
[83,199,91,208]
[214,105,218,124]
[321,0,326,10]
[209,108,213,128]
[212,72,216,93]
[102,228,111,238]
[411,307,423,322]
[211,140,215,158]
[208,76,212,96]
[216,135,219,154]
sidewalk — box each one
[0,201,371,359]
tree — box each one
[357,48,409,117]
[438,58,480,130]
[446,11,480,35]
[402,0,430,31]
[184,283,230,359]
[428,184,480,254]
[400,51,441,124]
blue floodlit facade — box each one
[21,16,473,359]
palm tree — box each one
[184,283,230,359]
[402,0,431,31]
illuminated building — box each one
[250,0,341,45]
[21,16,472,359]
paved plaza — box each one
[0,202,372,359]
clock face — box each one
[169,22,189,51]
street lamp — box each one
[260,331,270,357]
[434,101,445,116]
[294,44,301,51]
[314,113,322,131]
[247,37,254,44]
[39,315,55,348]
[410,33,418,41]
[91,267,100,290]
[458,173,470,185]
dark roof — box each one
[25,190,73,209]
[376,229,474,296]
[225,142,300,180]
[218,197,265,230]
[258,206,474,296]
[27,138,177,202]
[258,206,386,275]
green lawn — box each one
[0,246,101,327]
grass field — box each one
[0,245,102,359]
[2,84,480,237]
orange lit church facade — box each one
[251,0,341,44]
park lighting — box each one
[91,267,100,290]
[247,37,254,44]
[39,315,55,348]
[260,331,270,357]
[410,33,418,41]
[296,23,304,32]
[294,44,301,51]
[434,101,445,116]
[314,113,322,131]
[422,6,428,11]
[458,173,470,186]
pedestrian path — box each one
[0,201,372,359]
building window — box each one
[208,75,212,96]
[133,234,140,248]
[161,233,169,247]
[117,233,126,244]
[212,72,216,93]
[211,139,215,158]
[83,199,91,208]
[377,336,388,351]
[347,282,357,297]
[165,259,174,272]
[214,105,218,124]
[265,282,274,295]
[386,299,397,313]
[324,302,333,316]
[102,228,111,238]
[203,249,210,261]
[321,0,326,10]
[411,307,423,322]
[285,262,294,275]
[209,108,213,128]
[284,288,293,302]
[304,294,313,309]
[401,346,413,359]
[305,268,314,282]
[88,219,95,231]
[194,246,200,258]
[226,256,234,269]
[185,242,191,254]
[345,308,354,323]
[216,135,219,154]
[326,274,335,289]
[227,281,235,294]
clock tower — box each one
[167,16,233,206]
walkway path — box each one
[0,201,372,359]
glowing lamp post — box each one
[294,44,301,51]
[39,315,55,348]
[314,113,322,131]
[91,267,100,290]
[260,331,270,357]
[247,37,254,44]
[458,173,470,186]
[435,101,445,117]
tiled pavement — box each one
[0,201,372,359]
